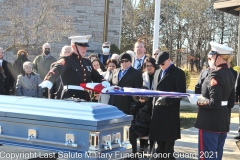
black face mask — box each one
[44,50,50,55]
[19,55,27,60]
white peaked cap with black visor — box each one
[68,35,91,47]
[209,41,234,55]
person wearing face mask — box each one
[97,42,112,66]
[195,42,235,160]
[33,43,57,80]
[16,61,43,97]
[13,50,30,82]
[33,43,57,98]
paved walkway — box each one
[174,117,240,159]
[170,101,240,159]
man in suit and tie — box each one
[108,52,143,114]
[132,40,147,71]
[0,47,14,95]
[149,51,186,159]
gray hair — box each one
[61,45,71,54]
[126,50,135,58]
[23,61,33,69]
[111,53,119,60]
[42,43,51,49]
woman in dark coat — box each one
[129,94,152,155]
[13,50,29,81]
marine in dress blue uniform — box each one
[194,42,235,160]
[39,35,110,101]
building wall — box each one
[3,0,122,62]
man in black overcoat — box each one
[149,52,186,160]
[0,47,14,95]
[108,52,143,114]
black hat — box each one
[156,51,169,65]
[119,52,132,62]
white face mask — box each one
[102,48,110,54]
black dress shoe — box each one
[234,135,240,140]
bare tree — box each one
[121,0,154,54]
[0,0,74,53]
[121,0,239,70]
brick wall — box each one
[2,0,122,63]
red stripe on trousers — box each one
[199,129,204,160]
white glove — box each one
[39,80,53,89]
[155,97,166,106]
[101,81,110,88]
[188,94,199,105]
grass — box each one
[180,105,239,129]
[188,78,198,90]
[188,74,199,90]
[180,105,198,129]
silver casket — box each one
[0,95,133,160]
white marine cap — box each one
[209,41,234,55]
[68,35,91,47]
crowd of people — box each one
[0,34,239,160]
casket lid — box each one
[0,96,132,128]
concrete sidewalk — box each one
[174,117,240,159]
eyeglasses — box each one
[153,53,159,55]
[160,62,165,66]
[103,46,109,48]
[160,59,169,66]
[120,59,129,63]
